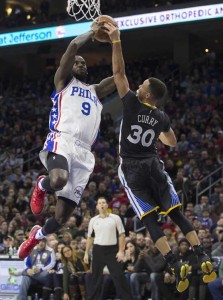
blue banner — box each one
[0,3,223,47]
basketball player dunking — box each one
[103,22,216,293]
[18,22,116,259]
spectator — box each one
[209,185,222,205]
[208,259,223,300]
[192,216,202,232]
[212,193,223,222]
[44,237,64,300]
[200,210,213,229]
[123,240,140,286]
[131,240,166,300]
[14,229,25,248]
[61,231,73,246]
[0,220,8,243]
[95,182,112,202]
[194,195,212,218]
[61,245,88,300]
[175,134,189,153]
[212,233,223,257]
[63,216,78,239]
[17,239,56,300]
[135,232,146,250]
[108,189,129,210]
[0,235,14,254]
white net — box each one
[67,0,101,21]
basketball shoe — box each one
[170,261,190,293]
[30,175,46,215]
[18,225,41,259]
[194,246,217,283]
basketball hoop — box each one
[67,0,101,21]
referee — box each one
[84,197,131,300]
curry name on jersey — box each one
[49,77,102,146]
[120,90,170,158]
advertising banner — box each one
[0,259,24,297]
[0,3,223,47]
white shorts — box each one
[39,132,95,204]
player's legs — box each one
[20,147,94,259]
[88,245,106,300]
[151,158,216,285]
[42,196,77,235]
[119,158,189,293]
[142,211,190,292]
[33,196,79,240]
[31,152,69,215]
[106,247,131,300]
[18,197,77,259]
[41,152,69,191]
[168,208,217,283]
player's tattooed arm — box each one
[94,76,117,99]
[54,31,95,93]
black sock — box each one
[192,245,206,256]
[164,251,177,265]
[43,217,61,234]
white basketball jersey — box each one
[49,77,102,146]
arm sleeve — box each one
[122,90,140,111]
[115,215,125,234]
[25,256,32,270]
[162,112,171,132]
[63,264,69,294]
[87,218,94,237]
[41,250,56,271]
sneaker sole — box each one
[201,261,217,283]
[177,264,190,293]
[177,278,189,293]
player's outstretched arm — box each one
[94,76,116,99]
[159,128,177,147]
[54,24,99,93]
[103,23,129,99]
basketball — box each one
[92,15,118,43]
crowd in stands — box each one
[0,0,206,30]
[0,51,223,299]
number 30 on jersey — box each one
[127,125,155,147]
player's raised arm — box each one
[103,23,129,98]
[94,76,116,99]
[54,23,99,93]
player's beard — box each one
[73,70,88,82]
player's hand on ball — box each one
[103,23,120,42]
[91,18,101,41]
